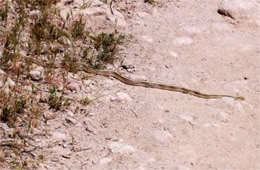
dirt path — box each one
[37,1,259,169]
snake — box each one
[81,65,245,100]
[28,58,244,100]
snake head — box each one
[235,96,245,100]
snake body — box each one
[81,65,245,100]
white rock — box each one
[182,25,201,34]
[173,37,193,46]
[223,97,235,107]
[142,35,153,43]
[0,68,5,75]
[178,114,194,122]
[57,0,127,32]
[66,110,74,117]
[43,111,57,120]
[218,0,260,25]
[51,132,68,141]
[116,92,132,103]
[218,111,230,121]
[68,82,81,93]
[169,51,178,57]
[99,157,112,165]
[213,23,232,31]
[153,130,173,143]
[176,165,190,170]
[109,141,135,154]
[5,77,15,87]
[30,66,44,81]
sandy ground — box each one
[37,1,259,169]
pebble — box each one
[65,117,77,125]
[178,114,194,122]
[218,0,260,26]
[218,111,230,121]
[0,68,5,74]
[222,97,235,107]
[142,35,153,43]
[169,51,178,58]
[182,25,201,34]
[5,77,15,87]
[99,157,112,165]
[51,132,68,141]
[153,130,173,143]
[109,141,136,154]
[68,82,81,93]
[213,23,232,31]
[30,66,44,81]
[173,36,193,46]
[43,111,57,120]
[116,92,132,103]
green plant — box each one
[71,16,86,39]
[80,96,91,106]
[48,85,63,110]
[0,95,27,127]
[62,53,81,73]
[89,32,124,69]
[0,2,9,21]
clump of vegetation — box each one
[80,96,91,106]
[0,0,125,168]
[88,32,124,69]
[48,85,63,110]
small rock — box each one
[178,114,194,122]
[116,92,132,103]
[218,111,230,121]
[109,141,135,154]
[223,97,235,107]
[68,82,81,93]
[39,91,49,103]
[176,165,190,170]
[0,68,5,75]
[142,35,153,43]
[218,0,260,25]
[173,37,193,46]
[182,25,201,34]
[43,111,57,120]
[153,130,173,143]
[51,132,68,141]
[88,112,95,116]
[169,51,178,57]
[213,23,232,31]
[30,66,44,81]
[5,77,15,87]
[66,110,74,117]
[0,80,3,88]
[65,117,77,125]
[99,157,112,165]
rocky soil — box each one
[1,0,260,169]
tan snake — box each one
[81,65,245,100]
[29,58,244,100]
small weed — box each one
[48,85,63,110]
[0,2,9,21]
[89,32,124,69]
[0,95,27,127]
[71,16,86,39]
[62,53,81,73]
[80,96,91,106]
